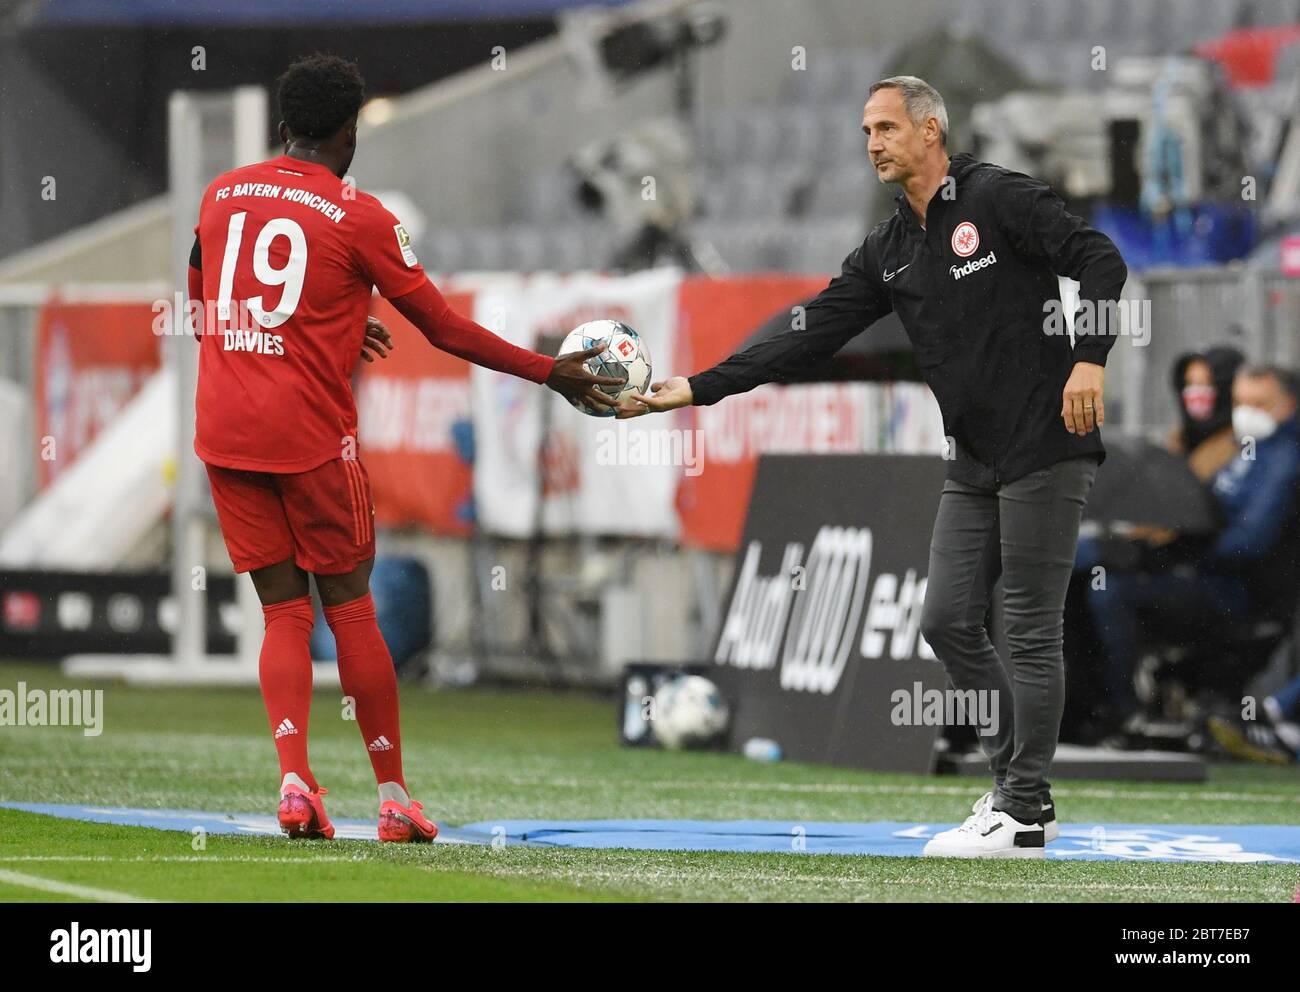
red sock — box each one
[259,596,317,792]
[324,592,406,791]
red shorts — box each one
[204,458,376,575]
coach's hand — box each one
[547,342,626,412]
[1062,361,1105,435]
[360,316,393,363]
[617,376,693,418]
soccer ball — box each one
[557,320,652,417]
[652,675,729,750]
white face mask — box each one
[1233,404,1278,441]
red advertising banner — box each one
[358,292,476,534]
[29,277,907,550]
[33,300,162,487]
[674,274,829,551]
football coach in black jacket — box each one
[620,76,1128,859]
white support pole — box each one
[236,572,264,673]
[231,85,270,680]
[232,85,269,168]
[168,90,206,672]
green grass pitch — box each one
[1,661,1298,902]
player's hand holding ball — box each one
[551,320,653,417]
[546,341,625,413]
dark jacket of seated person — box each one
[1076,367,1300,727]
[1204,402,1300,621]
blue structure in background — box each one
[310,557,433,673]
[451,418,477,527]
[1093,202,1257,270]
[32,0,638,26]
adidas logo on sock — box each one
[367,735,394,752]
[274,718,298,740]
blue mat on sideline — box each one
[4,803,1299,861]
[462,818,1300,861]
[0,802,491,845]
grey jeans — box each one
[920,454,1099,823]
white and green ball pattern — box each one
[652,675,730,750]
[557,320,652,418]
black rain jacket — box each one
[689,152,1129,487]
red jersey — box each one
[193,155,427,472]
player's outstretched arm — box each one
[387,280,624,410]
[389,280,551,379]
[359,209,617,404]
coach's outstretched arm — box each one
[997,171,1129,435]
[618,242,893,417]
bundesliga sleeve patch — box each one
[393,223,418,267]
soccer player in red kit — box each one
[188,54,620,842]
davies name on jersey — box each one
[223,328,285,356]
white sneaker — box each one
[923,802,1046,858]
[964,790,995,823]
[1039,798,1059,843]
[959,790,1059,842]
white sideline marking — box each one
[0,856,366,864]
[0,868,156,903]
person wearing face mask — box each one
[1169,346,1244,481]
[1206,364,1300,618]
[1119,347,1245,550]
[1083,363,1300,745]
